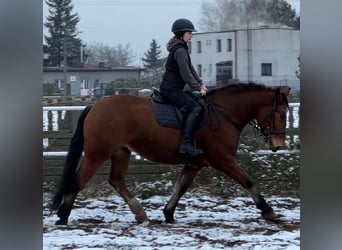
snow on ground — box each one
[43,191,300,249]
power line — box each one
[74,1,199,6]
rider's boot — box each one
[178,108,203,157]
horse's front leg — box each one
[109,148,147,223]
[214,157,276,220]
[163,164,201,223]
[248,184,276,220]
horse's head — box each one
[255,86,290,152]
[207,83,291,152]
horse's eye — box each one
[280,114,286,120]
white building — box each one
[189,27,300,88]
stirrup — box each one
[189,148,203,157]
[178,143,203,157]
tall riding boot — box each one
[178,109,203,157]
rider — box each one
[160,18,208,157]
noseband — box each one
[250,91,289,144]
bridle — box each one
[208,89,289,147]
[249,91,289,145]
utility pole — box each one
[246,17,253,83]
[63,39,67,101]
[80,45,84,63]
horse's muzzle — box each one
[269,137,285,152]
[271,146,282,152]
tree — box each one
[104,78,161,95]
[44,0,83,67]
[85,42,135,67]
[266,0,298,28]
[43,83,61,96]
[293,15,300,30]
[141,39,164,78]
[295,56,300,79]
[199,0,300,31]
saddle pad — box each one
[152,101,182,129]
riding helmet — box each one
[171,18,196,33]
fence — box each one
[43,103,300,156]
[43,103,300,177]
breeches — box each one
[160,90,203,115]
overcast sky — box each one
[43,0,300,66]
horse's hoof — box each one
[135,213,148,224]
[164,216,175,223]
[163,207,175,223]
[55,219,68,225]
[165,219,175,223]
[164,215,174,223]
[262,211,277,220]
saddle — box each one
[150,88,209,130]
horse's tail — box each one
[51,106,92,210]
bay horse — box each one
[51,83,290,225]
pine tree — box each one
[141,39,163,78]
[295,56,300,79]
[44,0,83,67]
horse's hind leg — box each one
[108,147,147,223]
[216,158,276,220]
[55,192,77,225]
[55,157,105,225]
[163,164,201,223]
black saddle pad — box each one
[152,101,183,129]
[151,99,209,130]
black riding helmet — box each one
[171,18,196,33]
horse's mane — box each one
[207,82,270,95]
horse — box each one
[51,83,290,225]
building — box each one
[43,63,144,96]
[189,27,300,88]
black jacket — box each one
[160,38,202,92]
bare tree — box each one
[199,0,299,31]
[85,42,135,67]
[199,1,221,31]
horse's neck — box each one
[209,90,272,125]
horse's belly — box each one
[127,144,185,165]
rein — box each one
[249,92,289,144]
[207,90,289,145]
[209,102,242,131]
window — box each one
[227,39,232,52]
[55,79,63,89]
[216,39,222,52]
[188,42,192,54]
[93,79,100,89]
[70,76,76,82]
[81,79,90,89]
[197,41,202,53]
[261,63,272,76]
[216,61,233,85]
[197,64,202,77]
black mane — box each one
[207,82,270,95]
